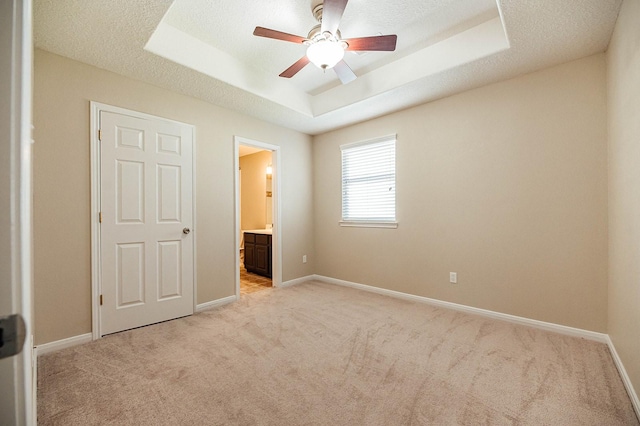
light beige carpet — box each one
[38,281,639,425]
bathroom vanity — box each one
[243,230,272,278]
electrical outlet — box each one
[449,272,457,284]
[302,255,307,264]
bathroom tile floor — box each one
[240,265,272,295]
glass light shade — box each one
[266,165,273,175]
[306,40,345,70]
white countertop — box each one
[243,229,272,235]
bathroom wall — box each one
[240,150,272,230]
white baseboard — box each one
[196,295,237,313]
[314,275,608,343]
[606,336,640,419]
[35,333,93,357]
[280,275,316,288]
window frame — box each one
[339,135,398,229]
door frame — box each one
[234,136,282,297]
[0,0,34,423]
[90,102,197,340]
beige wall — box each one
[240,151,272,230]
[607,0,640,399]
[313,54,608,332]
[33,49,314,345]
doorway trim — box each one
[90,102,197,340]
[234,136,282,298]
[0,0,34,423]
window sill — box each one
[339,221,398,229]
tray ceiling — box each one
[34,0,622,135]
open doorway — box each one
[234,137,281,298]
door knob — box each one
[0,314,26,359]
[183,227,191,235]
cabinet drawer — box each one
[256,234,271,245]
[244,233,255,243]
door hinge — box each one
[100,295,103,306]
[99,212,102,223]
[98,129,102,141]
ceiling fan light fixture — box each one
[253,0,397,82]
[306,40,345,70]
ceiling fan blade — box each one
[279,56,311,78]
[344,35,398,51]
[253,26,307,44]
[333,60,356,84]
[321,0,348,35]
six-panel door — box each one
[100,110,194,335]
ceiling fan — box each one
[253,0,397,84]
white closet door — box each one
[100,110,194,335]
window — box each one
[340,135,397,228]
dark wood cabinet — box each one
[244,232,271,278]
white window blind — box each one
[341,136,396,225]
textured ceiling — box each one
[161,0,498,94]
[34,0,622,135]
